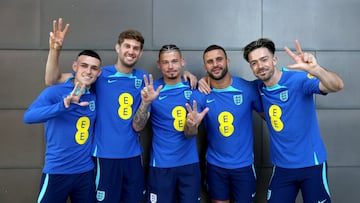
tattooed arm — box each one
[132,74,162,132]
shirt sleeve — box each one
[23,87,72,124]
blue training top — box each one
[191,76,263,169]
[92,65,149,159]
[149,78,198,168]
[24,80,96,174]
[258,68,327,168]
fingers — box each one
[63,23,70,36]
[198,77,211,94]
[155,85,163,94]
[192,100,198,113]
[284,46,297,61]
[183,71,189,82]
[53,19,57,33]
[185,103,192,113]
[58,18,63,31]
[294,39,303,56]
[200,107,209,118]
[52,17,70,34]
[143,74,149,86]
[63,95,71,108]
[78,101,90,107]
[149,74,153,87]
[189,74,198,90]
[185,100,198,113]
[285,40,305,62]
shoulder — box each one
[232,76,252,85]
[232,76,258,90]
[100,65,116,76]
[132,69,149,77]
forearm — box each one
[132,101,151,132]
[310,65,344,93]
[184,124,198,138]
[45,48,63,85]
[24,102,67,124]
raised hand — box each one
[49,18,70,50]
[185,100,209,128]
[183,71,198,89]
[197,76,211,95]
[141,74,162,104]
[63,82,89,108]
[285,40,319,71]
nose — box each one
[85,67,92,74]
[128,47,136,55]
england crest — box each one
[184,90,192,100]
[233,94,243,105]
[96,190,105,201]
[135,78,142,89]
[89,101,96,111]
[279,90,288,102]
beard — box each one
[256,67,274,82]
[208,66,228,81]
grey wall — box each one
[1,0,359,202]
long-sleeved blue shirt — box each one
[24,80,96,174]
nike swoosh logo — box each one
[108,79,117,83]
[206,99,215,103]
[158,96,167,100]
[318,200,327,203]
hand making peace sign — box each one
[285,40,320,72]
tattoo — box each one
[133,102,150,131]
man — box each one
[45,18,197,203]
[132,44,208,203]
[24,49,102,203]
[190,45,263,203]
[243,38,344,203]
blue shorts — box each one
[206,163,256,202]
[147,163,201,203]
[95,156,145,203]
[267,162,331,203]
[37,170,95,203]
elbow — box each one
[330,79,344,93]
[45,76,57,86]
[23,114,33,124]
[132,122,145,133]
[45,79,51,86]
[336,79,344,91]
[184,132,196,139]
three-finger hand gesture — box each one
[285,40,319,72]
[49,18,70,50]
[63,82,89,108]
[185,100,209,128]
[141,74,162,104]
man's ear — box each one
[72,61,77,72]
[115,44,120,53]
[273,56,278,66]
